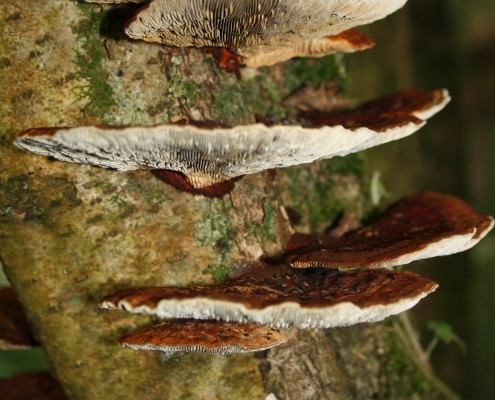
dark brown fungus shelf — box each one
[101,264,438,328]
[119,319,287,355]
[286,192,494,269]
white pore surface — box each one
[122,342,283,355]
[15,121,423,186]
[127,0,408,53]
[101,287,437,329]
[369,230,482,269]
[413,89,451,120]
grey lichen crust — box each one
[15,122,422,188]
[126,0,408,57]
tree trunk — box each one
[0,2,456,399]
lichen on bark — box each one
[0,1,457,399]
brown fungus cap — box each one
[0,287,37,350]
[14,89,449,190]
[286,192,494,269]
[101,264,438,328]
[244,29,375,68]
[119,320,287,355]
[125,0,406,61]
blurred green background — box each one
[1,0,494,398]
[351,1,495,399]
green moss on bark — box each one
[72,4,116,122]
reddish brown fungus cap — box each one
[286,192,494,269]
[150,170,241,197]
[15,89,449,190]
[120,320,287,355]
[0,287,36,350]
[302,88,449,132]
[101,264,437,328]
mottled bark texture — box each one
[0,2,455,399]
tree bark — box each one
[0,1,457,399]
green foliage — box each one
[428,321,467,354]
[0,348,50,378]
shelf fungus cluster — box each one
[14,89,449,197]
[101,191,492,355]
[10,0,491,360]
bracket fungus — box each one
[119,320,287,355]
[0,287,37,350]
[125,0,406,64]
[14,89,449,193]
[286,192,494,269]
[101,264,437,329]
[243,29,375,67]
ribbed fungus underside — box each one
[125,0,406,62]
[14,89,449,190]
[285,192,495,269]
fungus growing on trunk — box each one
[0,287,37,350]
[243,29,375,67]
[125,0,406,65]
[285,192,494,269]
[14,89,449,194]
[119,320,287,354]
[101,264,437,329]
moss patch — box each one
[211,80,252,125]
[245,198,276,244]
[167,72,206,110]
[283,54,351,95]
[283,154,370,231]
[0,174,82,223]
[72,3,116,122]
[195,200,236,282]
